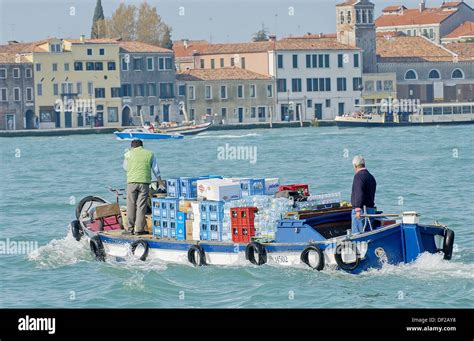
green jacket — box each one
[123,147,154,184]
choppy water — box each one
[0,126,473,308]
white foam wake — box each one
[192,133,260,139]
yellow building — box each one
[24,37,122,129]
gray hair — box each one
[352,155,365,168]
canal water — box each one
[0,125,473,308]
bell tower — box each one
[336,0,377,73]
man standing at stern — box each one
[350,155,377,234]
[123,139,161,235]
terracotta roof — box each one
[444,21,474,39]
[282,33,337,40]
[176,67,272,81]
[197,41,274,55]
[336,1,358,7]
[0,40,49,53]
[0,52,31,63]
[275,38,359,51]
[376,35,456,62]
[441,2,463,8]
[375,8,457,27]
[173,40,212,57]
[64,38,119,44]
[445,42,474,60]
[118,41,172,53]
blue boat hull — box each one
[114,132,184,140]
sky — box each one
[0,0,470,45]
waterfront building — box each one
[176,67,275,124]
[375,1,474,44]
[173,39,211,72]
[118,41,178,126]
[0,53,35,130]
[361,72,398,106]
[442,21,474,43]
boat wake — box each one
[192,133,260,139]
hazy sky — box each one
[0,0,469,45]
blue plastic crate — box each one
[239,178,266,197]
[179,177,201,199]
[152,219,162,238]
[199,201,225,222]
[199,221,223,241]
[166,178,180,198]
[155,197,180,220]
[152,200,161,217]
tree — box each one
[91,0,106,38]
[253,23,269,42]
[161,24,173,49]
[106,3,136,41]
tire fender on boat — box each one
[70,220,83,242]
[245,242,267,266]
[300,244,325,271]
[130,240,150,261]
[75,195,106,220]
[334,242,360,271]
[188,245,206,266]
[90,236,106,262]
[443,229,455,260]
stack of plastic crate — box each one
[199,200,225,241]
[167,175,222,199]
[238,178,266,197]
[230,207,258,243]
[152,197,180,239]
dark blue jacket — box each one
[351,169,376,210]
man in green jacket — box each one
[123,139,161,235]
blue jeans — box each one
[351,208,376,234]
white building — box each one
[269,38,363,120]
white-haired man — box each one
[351,155,377,234]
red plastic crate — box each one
[230,207,258,226]
[278,184,310,196]
[232,225,255,243]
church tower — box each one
[336,0,377,73]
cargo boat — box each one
[70,193,455,274]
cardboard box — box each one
[185,220,194,240]
[120,209,153,233]
[265,178,280,195]
[197,178,241,201]
[179,199,196,213]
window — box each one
[356,9,361,23]
[241,57,246,69]
[121,58,129,71]
[108,107,118,122]
[36,63,41,72]
[178,84,186,96]
[292,54,298,68]
[307,99,312,108]
[148,83,157,97]
[111,87,121,98]
[319,55,324,69]
[87,82,93,96]
[277,79,287,92]
[53,83,59,96]
[347,10,352,24]
[108,62,116,70]
[99,48,105,56]
[376,80,383,92]
[365,80,374,91]
[220,58,224,68]
[220,85,227,99]
[61,82,67,94]
[338,54,344,68]
[250,84,256,97]
[74,62,83,71]
[383,80,393,91]
[452,69,464,79]
[325,54,330,68]
[267,84,273,98]
[146,57,154,71]
[325,78,331,91]
[95,88,106,98]
[189,108,195,120]
[405,70,418,80]
[353,77,362,91]
[306,55,311,68]
[86,62,94,71]
[150,105,155,116]
[137,105,142,116]
[135,84,145,97]
[13,87,21,101]
[50,44,61,52]
[13,68,20,78]
[160,83,174,98]
[64,63,70,71]
[428,69,440,79]
[24,68,32,79]
[87,48,93,56]
[206,108,212,116]
[0,88,7,101]
[189,85,195,100]
[237,85,244,98]
[0,69,6,78]
[133,58,142,71]
[205,85,212,99]
[94,62,103,71]
[165,57,173,69]
[340,11,345,24]
[37,84,42,96]
[221,107,227,118]
[250,107,257,118]
[77,82,82,95]
[292,78,302,92]
[277,55,284,69]
[230,58,235,67]
[306,78,318,92]
[52,63,58,72]
[200,59,205,68]
[121,83,132,97]
[338,102,345,116]
[354,54,360,68]
[337,78,347,91]
[211,59,215,69]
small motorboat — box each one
[159,122,212,135]
[114,128,184,140]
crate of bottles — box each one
[230,207,258,226]
[159,219,177,239]
[278,184,310,196]
[200,221,223,241]
[239,178,266,197]
[199,200,225,222]
[166,178,180,198]
[152,197,180,220]
[232,225,256,243]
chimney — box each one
[269,35,277,42]
[183,39,189,49]
[80,35,85,43]
[419,0,426,12]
